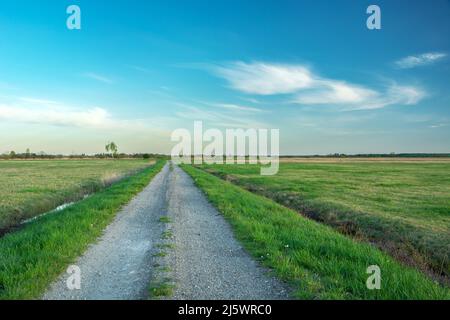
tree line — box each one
[1,143,166,160]
[0,151,165,160]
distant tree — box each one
[25,148,31,159]
[9,151,16,159]
[110,142,118,158]
[105,142,118,158]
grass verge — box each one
[182,165,449,300]
[0,160,165,300]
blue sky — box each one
[0,0,449,154]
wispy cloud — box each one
[239,97,261,104]
[0,105,114,129]
[210,103,264,113]
[19,97,60,105]
[293,80,378,105]
[210,61,425,110]
[0,96,170,132]
[83,72,114,84]
[213,62,314,95]
[174,103,268,128]
[430,123,449,129]
[310,83,426,111]
[395,52,447,69]
[290,113,377,131]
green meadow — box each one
[0,159,153,232]
[0,160,165,299]
[198,160,450,281]
[182,164,449,299]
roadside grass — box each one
[0,160,165,300]
[199,162,450,281]
[0,159,154,233]
[182,165,449,299]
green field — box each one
[0,160,165,299]
[0,160,154,232]
[1,158,448,299]
[198,160,450,281]
[182,165,449,299]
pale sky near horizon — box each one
[0,0,449,155]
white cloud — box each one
[19,97,60,105]
[337,84,426,111]
[293,80,378,105]
[395,52,447,69]
[0,97,171,132]
[213,62,314,95]
[83,72,114,84]
[385,85,425,105]
[0,104,123,129]
[211,61,425,110]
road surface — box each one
[44,163,289,300]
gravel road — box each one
[165,165,289,300]
[43,163,289,300]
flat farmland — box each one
[0,160,153,232]
[199,159,450,282]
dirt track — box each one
[43,163,288,300]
